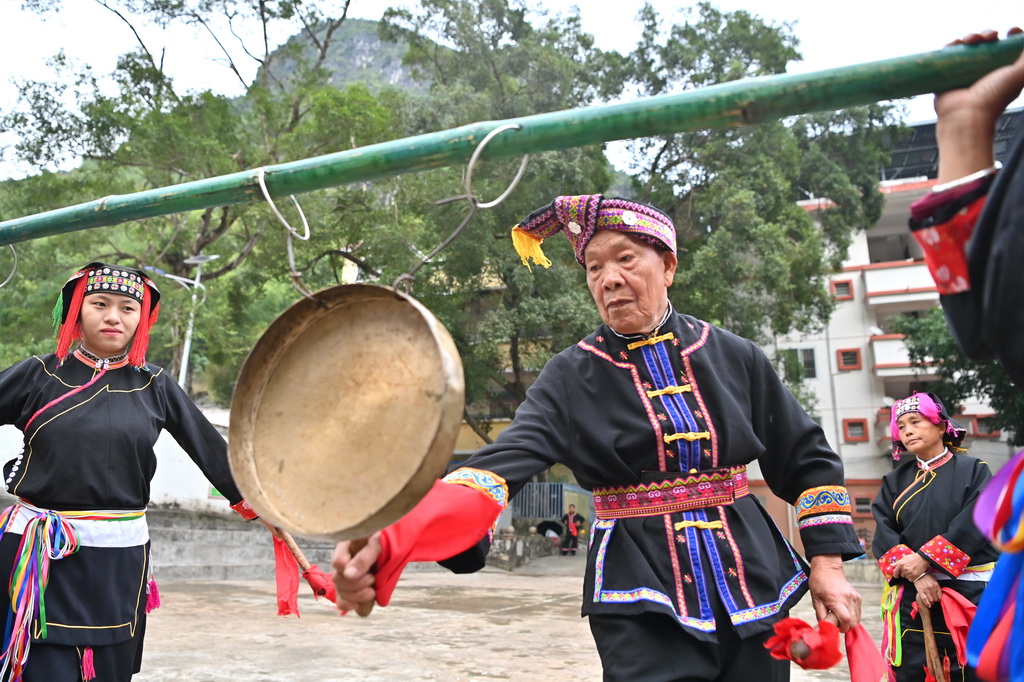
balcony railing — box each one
[862,261,937,307]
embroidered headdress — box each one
[511,195,676,268]
[52,262,162,368]
[889,391,966,460]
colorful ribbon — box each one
[0,506,81,681]
[968,448,1024,681]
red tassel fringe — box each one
[146,578,161,613]
[81,646,96,680]
[127,297,158,368]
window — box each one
[799,349,817,379]
[854,497,873,514]
[974,416,1001,438]
[843,419,869,442]
[837,348,862,371]
[831,280,854,300]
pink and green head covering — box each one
[889,391,966,459]
[511,195,676,268]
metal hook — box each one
[0,245,16,289]
[255,168,320,302]
[391,123,529,291]
[464,123,530,209]
[256,168,310,241]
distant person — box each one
[560,504,586,556]
[872,393,998,681]
[0,262,274,680]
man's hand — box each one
[808,554,862,633]
[935,28,1024,182]
[332,534,383,614]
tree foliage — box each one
[2,0,902,428]
[892,308,1024,446]
[594,2,900,340]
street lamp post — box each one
[178,254,220,389]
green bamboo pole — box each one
[1,36,1021,246]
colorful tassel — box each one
[146,578,161,614]
[511,226,552,271]
[54,276,88,364]
[0,508,81,681]
[81,646,96,680]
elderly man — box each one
[334,195,863,681]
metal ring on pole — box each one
[256,168,310,241]
[0,245,16,289]
[464,123,530,209]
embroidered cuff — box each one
[230,500,259,520]
[920,534,970,577]
[442,467,509,509]
[908,196,986,295]
[877,544,915,581]
[796,485,852,521]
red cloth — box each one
[845,624,889,682]
[301,565,337,603]
[765,617,842,669]
[273,536,301,616]
[908,196,986,295]
[939,587,976,666]
[375,480,504,607]
[765,618,888,682]
[230,500,260,520]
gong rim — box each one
[228,283,464,541]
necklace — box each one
[74,345,130,370]
[916,448,951,471]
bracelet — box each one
[912,572,928,583]
[931,161,1002,194]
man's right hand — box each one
[332,533,383,613]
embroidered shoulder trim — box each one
[920,534,970,577]
[443,468,509,509]
[796,485,852,520]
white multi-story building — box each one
[753,110,1022,553]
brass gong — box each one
[229,284,464,542]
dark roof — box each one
[881,108,1023,181]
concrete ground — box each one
[135,553,884,681]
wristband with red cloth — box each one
[230,499,259,520]
[374,480,504,607]
[908,196,986,295]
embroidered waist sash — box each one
[0,501,149,679]
[592,466,749,519]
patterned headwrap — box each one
[511,195,676,268]
[889,391,966,460]
[52,262,162,369]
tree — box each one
[0,0,405,392]
[594,2,900,341]
[892,308,1024,446]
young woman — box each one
[872,392,999,681]
[0,262,269,681]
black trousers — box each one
[589,598,789,682]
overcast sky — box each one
[1,0,1021,178]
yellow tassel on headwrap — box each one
[511,225,552,271]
